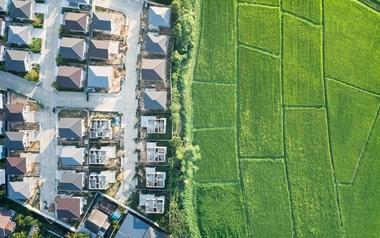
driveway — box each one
[34,3,48,14]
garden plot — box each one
[283,0,322,24]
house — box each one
[145,33,168,55]
[141,116,166,134]
[146,167,166,188]
[114,212,168,238]
[56,66,84,89]
[5,49,31,72]
[0,19,6,37]
[10,0,32,20]
[146,142,166,162]
[88,39,119,59]
[0,0,11,12]
[89,171,115,190]
[5,131,26,150]
[56,197,83,219]
[5,157,26,175]
[4,104,35,122]
[7,181,31,200]
[59,170,85,191]
[59,146,85,166]
[89,146,115,164]
[148,6,171,30]
[58,118,84,139]
[0,207,16,238]
[59,37,86,60]
[139,194,165,214]
[87,66,112,88]
[8,25,31,45]
[144,91,167,110]
[64,12,89,32]
[85,209,110,236]
[92,12,117,35]
[141,59,166,82]
[89,119,112,139]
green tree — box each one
[11,231,27,238]
[65,232,90,238]
[24,69,39,83]
[15,214,25,227]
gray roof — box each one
[115,213,168,238]
[5,131,24,149]
[6,157,26,174]
[8,182,30,200]
[65,12,88,32]
[141,59,166,81]
[144,91,167,110]
[0,0,7,11]
[57,197,81,219]
[10,0,31,19]
[60,37,86,60]
[58,118,83,138]
[148,7,171,27]
[60,147,84,166]
[4,104,24,121]
[92,12,112,31]
[57,66,83,89]
[85,209,109,234]
[88,39,110,59]
[145,33,168,54]
[5,49,28,72]
[8,25,30,45]
[60,173,83,191]
[87,66,111,88]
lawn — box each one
[238,46,283,157]
[238,0,278,5]
[241,159,293,237]
[285,108,341,237]
[283,14,324,106]
[238,4,281,55]
[326,79,380,183]
[193,128,239,182]
[194,0,236,83]
[282,0,322,24]
[196,183,248,237]
[325,0,380,93]
[192,82,236,128]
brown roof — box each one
[88,39,110,59]
[65,12,88,32]
[6,157,26,175]
[57,66,83,89]
[57,197,81,219]
[0,208,14,238]
[4,104,24,121]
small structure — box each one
[56,197,83,219]
[85,209,110,236]
[89,146,116,164]
[0,207,16,238]
[5,157,26,175]
[5,49,31,72]
[87,66,112,88]
[0,169,5,185]
[146,167,166,188]
[59,146,85,166]
[141,59,166,82]
[0,43,5,61]
[64,12,89,32]
[10,0,32,20]
[141,116,166,134]
[89,119,112,139]
[92,12,119,35]
[59,37,86,60]
[0,19,5,37]
[67,0,89,4]
[89,171,115,190]
[145,33,168,55]
[147,142,166,162]
[7,181,31,200]
[8,25,31,45]
[59,170,85,191]
[56,66,84,89]
[88,39,119,59]
[58,118,85,139]
[5,131,28,150]
[144,91,167,110]
[139,194,165,214]
[0,0,11,12]
[148,6,171,30]
[4,104,35,122]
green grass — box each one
[194,128,239,182]
[283,0,322,24]
[339,113,380,237]
[192,82,236,128]
[241,159,293,237]
[283,14,324,106]
[238,4,281,54]
[285,108,341,237]
[325,0,380,93]
[194,0,236,83]
[327,79,380,183]
[238,46,283,157]
[238,0,278,5]
[196,183,248,237]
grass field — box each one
[238,4,281,54]
[283,0,322,24]
[238,0,278,6]
[283,14,324,106]
[196,183,248,237]
[325,0,380,93]
[326,79,380,183]
[194,0,236,83]
[241,159,293,237]
[238,46,283,157]
[192,82,236,128]
[193,128,239,182]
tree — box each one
[51,81,58,89]
[112,220,121,229]
[24,215,34,226]
[15,214,25,227]
[11,231,27,238]
[24,69,39,83]
[65,232,90,238]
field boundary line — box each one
[282,9,321,26]
[239,42,280,58]
[192,80,236,86]
[356,0,380,14]
[240,155,284,159]
[193,126,236,131]
[238,1,279,8]
[327,77,380,97]
[283,105,324,109]
[195,180,241,185]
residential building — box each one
[5,131,33,150]
[148,6,171,30]
[145,33,168,55]
[59,146,85,166]
[59,37,86,60]
[92,12,116,35]
[0,0,11,12]
[56,66,84,89]
[5,49,31,72]
[8,25,31,45]
[141,59,166,82]
[139,194,165,214]
[144,91,167,110]
[5,157,26,175]
[146,142,167,162]
[4,104,35,122]
[89,171,115,190]
[85,209,110,236]
[10,0,32,20]
[141,116,166,134]
[64,12,89,32]
[146,167,166,188]
[58,118,85,139]
[56,197,83,219]
[59,170,85,191]
[87,66,112,88]
[88,39,119,59]
[89,119,112,139]
[89,146,115,164]
[0,207,16,238]
[7,181,31,200]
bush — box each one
[29,38,42,52]
[24,69,39,83]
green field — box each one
[283,0,322,24]
[238,0,278,5]
[196,183,248,237]
[241,159,292,237]
[283,14,324,106]
[238,46,283,157]
[192,82,236,128]
[238,4,281,54]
